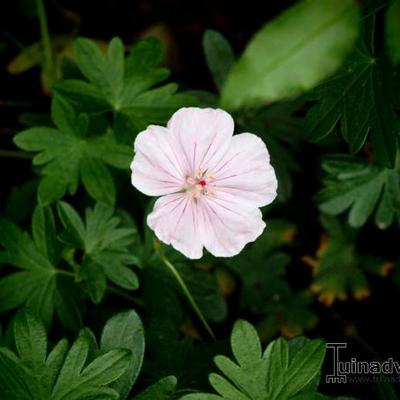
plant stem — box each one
[108,286,144,307]
[36,0,55,85]
[55,269,75,278]
[0,149,32,159]
[158,244,215,340]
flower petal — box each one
[131,125,186,196]
[147,193,203,259]
[198,195,266,257]
[212,133,277,207]
[167,107,234,174]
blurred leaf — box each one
[258,291,318,341]
[177,263,227,323]
[305,21,400,167]
[100,310,145,399]
[3,180,37,223]
[0,310,131,400]
[307,216,369,305]
[7,35,74,93]
[145,334,218,390]
[14,96,132,205]
[185,90,219,108]
[58,202,140,303]
[385,0,400,64]
[0,206,80,327]
[202,30,235,91]
[181,320,326,400]
[55,37,196,142]
[221,0,360,110]
[225,221,316,340]
[241,101,303,202]
[132,376,177,400]
[316,155,400,228]
[7,36,74,75]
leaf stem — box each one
[54,269,75,278]
[36,0,55,85]
[157,243,216,340]
[0,149,32,159]
[107,285,144,307]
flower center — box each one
[184,170,215,198]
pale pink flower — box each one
[130,107,277,259]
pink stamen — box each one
[198,179,207,187]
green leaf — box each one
[14,310,47,372]
[14,96,132,205]
[0,219,54,326]
[267,338,326,399]
[100,310,145,399]
[74,37,124,105]
[177,263,227,323]
[57,201,86,247]
[51,95,88,137]
[305,21,400,167]
[55,37,196,142]
[0,205,83,328]
[32,205,57,263]
[316,155,400,228]
[225,221,317,339]
[231,320,261,368]
[221,0,360,110]
[80,258,107,304]
[113,83,196,141]
[4,180,37,223]
[0,311,132,400]
[80,158,116,206]
[51,337,130,400]
[308,215,370,304]
[0,310,68,399]
[53,80,109,112]
[132,376,177,400]
[58,202,140,303]
[0,347,35,400]
[385,0,400,64]
[202,30,235,91]
[102,261,139,290]
[239,101,303,202]
[181,320,326,400]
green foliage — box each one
[225,220,317,339]
[316,155,400,228]
[0,206,79,327]
[202,30,235,91]
[181,320,326,400]
[100,310,145,399]
[308,216,369,305]
[1,0,399,397]
[132,376,177,400]
[0,201,140,328]
[385,0,400,64]
[57,202,140,303]
[240,101,303,202]
[0,310,131,400]
[54,37,196,142]
[221,0,360,110]
[176,262,227,323]
[14,96,131,205]
[305,20,400,167]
